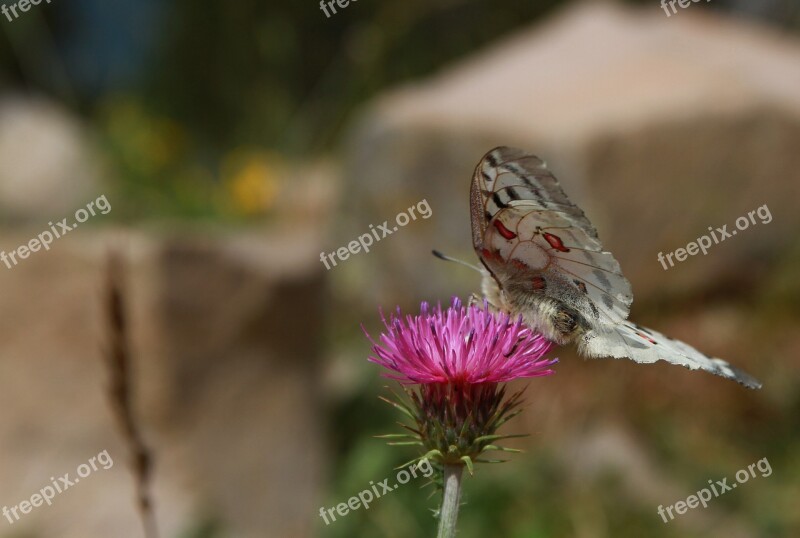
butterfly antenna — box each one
[432,250,483,274]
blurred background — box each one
[0,0,799,537]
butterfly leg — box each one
[469,293,502,314]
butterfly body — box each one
[479,263,589,346]
[469,146,761,389]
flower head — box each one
[366,298,557,469]
[366,298,556,384]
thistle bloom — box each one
[365,298,557,538]
[366,298,556,385]
[365,298,557,467]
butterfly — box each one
[469,146,761,389]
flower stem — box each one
[437,464,464,538]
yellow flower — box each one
[223,150,281,216]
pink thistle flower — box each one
[366,298,557,385]
[366,298,558,471]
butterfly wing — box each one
[469,146,761,389]
[582,321,762,389]
[470,146,632,329]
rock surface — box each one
[0,226,327,538]
[0,96,101,223]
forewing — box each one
[582,321,762,389]
[470,146,632,325]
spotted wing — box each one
[582,321,761,389]
[470,146,632,326]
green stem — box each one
[437,464,464,538]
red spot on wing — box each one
[531,276,546,290]
[493,220,517,240]
[481,248,500,261]
[635,332,658,345]
[543,232,570,252]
